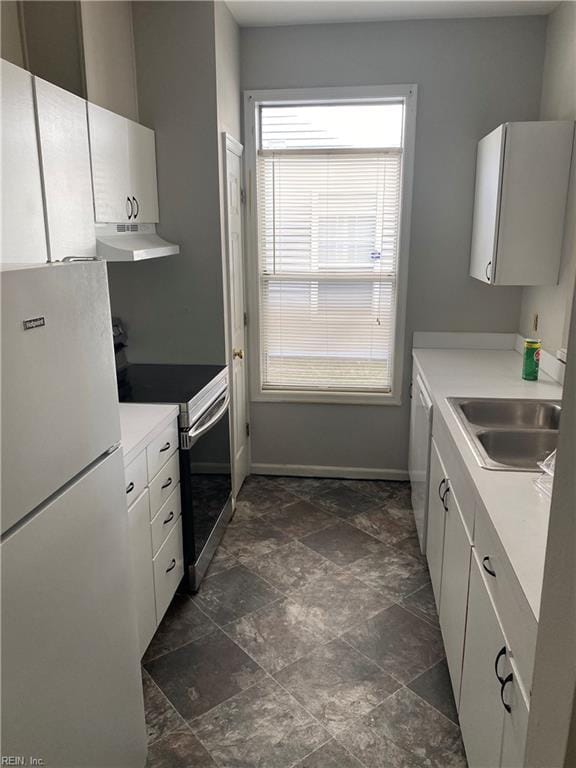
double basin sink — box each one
[449,398,561,471]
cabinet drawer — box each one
[149,452,180,519]
[153,519,183,624]
[475,504,537,694]
[124,452,147,509]
[150,485,181,556]
[147,422,179,481]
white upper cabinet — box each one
[34,78,96,261]
[470,121,574,286]
[88,103,159,224]
[1,60,48,265]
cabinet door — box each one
[129,120,159,223]
[500,656,529,768]
[127,490,157,657]
[1,60,48,265]
[426,439,447,610]
[439,490,472,708]
[459,555,506,768]
[469,124,505,284]
[88,102,131,223]
[34,78,96,261]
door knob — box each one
[233,349,244,360]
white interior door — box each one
[223,134,249,496]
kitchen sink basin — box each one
[448,397,561,471]
[476,429,558,470]
[458,398,561,430]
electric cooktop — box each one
[119,364,226,406]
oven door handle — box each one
[186,392,230,442]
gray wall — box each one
[241,16,546,474]
[519,1,576,355]
[108,1,227,365]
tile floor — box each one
[143,476,468,768]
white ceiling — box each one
[226,0,558,27]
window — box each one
[245,87,416,404]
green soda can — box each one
[522,339,541,381]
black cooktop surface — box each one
[119,364,226,405]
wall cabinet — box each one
[34,77,96,261]
[88,102,159,224]
[1,60,48,265]
[470,121,574,286]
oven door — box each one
[180,389,233,592]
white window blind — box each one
[256,102,405,394]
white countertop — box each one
[413,348,563,621]
[119,403,179,466]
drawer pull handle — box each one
[160,442,171,453]
[166,558,176,573]
[161,477,173,490]
[500,672,513,713]
[163,510,175,526]
[438,478,446,501]
[495,645,507,685]
[441,485,450,512]
[126,482,135,494]
[483,556,496,578]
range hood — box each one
[95,223,180,262]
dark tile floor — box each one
[143,476,468,768]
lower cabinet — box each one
[426,439,448,610]
[127,491,157,657]
[459,554,528,768]
[423,429,530,768]
[439,488,472,707]
[124,417,182,657]
[459,555,507,767]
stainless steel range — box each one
[119,363,233,591]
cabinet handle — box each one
[132,196,139,219]
[126,196,133,220]
[126,481,135,495]
[160,442,171,453]
[161,477,173,490]
[485,260,492,282]
[166,558,176,573]
[163,510,175,526]
[441,485,450,512]
[495,645,507,685]
[500,672,513,713]
[482,556,496,578]
[438,478,446,502]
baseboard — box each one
[250,463,409,481]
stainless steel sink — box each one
[458,398,561,430]
[476,429,558,470]
[448,398,561,471]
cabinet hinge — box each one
[240,188,246,205]
[245,422,250,437]
[243,311,248,327]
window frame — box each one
[243,85,417,406]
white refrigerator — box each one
[1,262,147,767]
